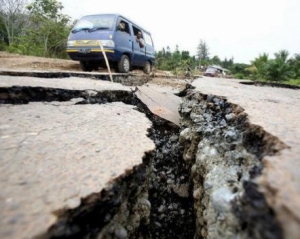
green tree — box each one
[24,0,71,57]
[229,63,250,78]
[155,46,174,71]
[181,50,190,61]
[173,45,181,60]
[0,0,29,46]
[264,50,292,82]
[250,53,269,80]
[167,45,181,71]
[165,46,171,59]
[155,49,166,69]
[229,63,249,74]
[288,53,300,78]
[210,55,221,66]
[0,16,7,49]
[222,57,234,69]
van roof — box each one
[81,13,152,35]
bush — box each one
[0,41,8,51]
[234,73,244,79]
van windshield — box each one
[72,15,115,33]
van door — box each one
[114,19,133,61]
[143,31,155,60]
[131,26,146,67]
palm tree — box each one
[288,53,300,78]
[250,53,269,80]
[264,50,293,82]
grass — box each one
[285,79,300,86]
[249,78,300,87]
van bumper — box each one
[67,48,119,62]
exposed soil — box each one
[0,51,81,71]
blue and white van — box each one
[66,14,155,74]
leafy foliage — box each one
[250,53,269,80]
[221,57,234,69]
[288,53,300,78]
[229,63,251,77]
[0,0,72,58]
[234,73,244,79]
[264,50,293,82]
[23,0,71,57]
[0,0,29,45]
[210,55,221,65]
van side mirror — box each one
[118,23,125,31]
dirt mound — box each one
[0,51,81,71]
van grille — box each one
[75,40,99,46]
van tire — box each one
[143,61,151,75]
[118,55,130,73]
[80,61,93,72]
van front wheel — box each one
[118,55,130,73]
[143,61,151,75]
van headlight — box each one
[99,40,115,48]
[67,40,75,47]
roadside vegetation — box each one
[0,0,72,58]
[156,45,300,86]
[0,0,299,85]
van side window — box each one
[117,20,130,34]
[132,26,145,48]
[143,32,153,46]
[132,26,143,40]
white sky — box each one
[59,0,300,64]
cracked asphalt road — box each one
[1,71,300,239]
[0,74,182,239]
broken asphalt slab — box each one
[0,69,151,86]
[192,77,300,239]
[0,101,155,239]
[136,85,181,125]
[0,74,182,238]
